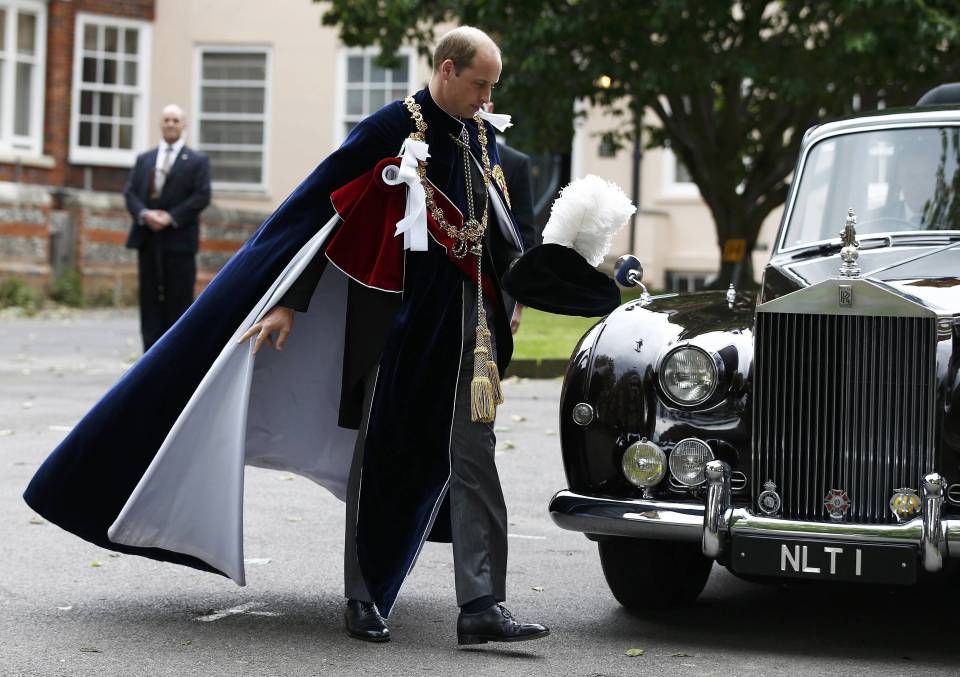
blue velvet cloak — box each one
[23,88,524,617]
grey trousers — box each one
[344,281,508,607]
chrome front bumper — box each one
[549,461,956,574]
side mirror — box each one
[615,255,644,287]
[614,254,652,306]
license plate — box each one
[731,535,917,585]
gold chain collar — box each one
[404,95,493,259]
[402,94,503,422]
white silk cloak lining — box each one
[107,214,354,585]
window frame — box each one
[68,12,152,167]
[665,269,714,293]
[333,46,416,147]
[661,147,700,199]
[0,0,47,157]
[193,44,272,193]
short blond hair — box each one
[432,26,500,73]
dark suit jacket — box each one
[497,141,536,249]
[124,144,212,253]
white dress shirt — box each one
[140,137,186,228]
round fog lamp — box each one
[660,346,718,406]
[668,438,714,486]
[572,402,595,426]
[622,439,667,488]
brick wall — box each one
[0,0,155,190]
[0,181,265,305]
[0,0,279,305]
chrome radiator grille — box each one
[752,312,936,524]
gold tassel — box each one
[485,359,503,405]
[471,376,495,422]
[471,343,496,422]
[476,325,503,405]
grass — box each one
[512,307,600,360]
[511,288,658,360]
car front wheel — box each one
[597,537,713,610]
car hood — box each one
[768,244,960,313]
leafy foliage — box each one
[0,276,41,312]
[49,267,84,307]
[318,0,960,282]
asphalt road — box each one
[2,309,959,676]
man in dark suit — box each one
[487,102,536,333]
[124,104,211,351]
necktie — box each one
[155,146,174,195]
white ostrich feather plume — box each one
[542,174,636,267]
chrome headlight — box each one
[668,438,714,486]
[622,439,667,488]
[660,346,718,406]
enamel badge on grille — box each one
[823,489,850,521]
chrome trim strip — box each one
[548,491,705,541]
[730,471,747,492]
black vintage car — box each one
[549,105,960,609]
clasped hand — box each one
[143,209,174,231]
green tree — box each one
[318,0,960,285]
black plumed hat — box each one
[503,242,621,317]
[502,174,634,317]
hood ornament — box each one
[838,208,861,278]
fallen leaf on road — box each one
[494,425,511,432]
[79,647,102,653]
[244,558,272,565]
[498,441,515,450]
[285,516,303,523]
[544,429,556,436]
[29,516,45,525]
[108,553,120,558]
[625,648,645,657]
[57,605,73,611]
[671,652,693,657]
[510,415,527,422]
[49,425,73,432]
[21,402,33,409]
[279,474,295,481]
[0,429,13,436]
[90,561,102,568]
[181,640,193,646]
[531,586,544,592]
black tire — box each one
[597,537,713,610]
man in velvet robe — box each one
[24,26,547,648]
[241,26,548,645]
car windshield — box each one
[781,126,960,250]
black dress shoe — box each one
[457,604,549,645]
[344,599,390,642]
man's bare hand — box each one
[238,306,295,354]
[510,303,523,335]
[154,210,173,226]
